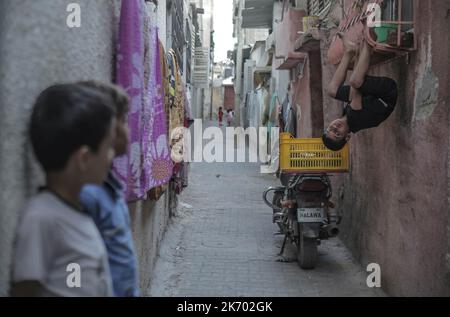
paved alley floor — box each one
[148,159,385,297]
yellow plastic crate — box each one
[279,133,350,173]
[302,16,320,33]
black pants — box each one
[358,75,398,107]
[336,75,398,108]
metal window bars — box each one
[364,0,416,52]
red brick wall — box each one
[223,86,235,110]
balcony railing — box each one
[307,0,332,17]
[327,0,416,67]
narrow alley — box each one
[148,143,383,297]
[1,0,449,299]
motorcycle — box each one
[263,173,340,269]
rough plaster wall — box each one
[130,185,176,294]
[448,119,450,292]
[0,0,120,296]
[0,0,175,296]
[414,34,439,122]
[331,0,450,296]
[308,51,324,137]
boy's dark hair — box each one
[30,84,116,172]
[78,81,129,117]
[322,134,347,152]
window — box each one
[367,0,415,50]
[381,0,413,30]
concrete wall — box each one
[224,86,236,110]
[321,0,450,296]
[0,0,175,296]
[131,184,178,294]
[290,52,324,139]
[273,6,321,138]
[448,115,450,291]
[274,8,305,61]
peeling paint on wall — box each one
[414,68,439,121]
[414,34,440,121]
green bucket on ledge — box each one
[374,23,398,43]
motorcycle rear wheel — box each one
[297,234,318,270]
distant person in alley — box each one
[323,33,398,151]
[218,107,224,127]
[226,109,235,127]
[11,84,115,296]
[79,81,140,297]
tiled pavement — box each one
[148,159,384,297]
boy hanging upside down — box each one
[322,33,398,151]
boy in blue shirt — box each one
[79,81,139,297]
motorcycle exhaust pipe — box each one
[325,225,340,238]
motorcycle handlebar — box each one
[262,187,284,212]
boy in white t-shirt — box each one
[11,84,116,297]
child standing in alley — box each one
[11,84,116,296]
[79,81,140,297]
[218,107,224,126]
[226,109,234,127]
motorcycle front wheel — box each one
[297,231,318,270]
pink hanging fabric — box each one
[142,22,173,191]
[113,0,172,201]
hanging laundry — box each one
[148,185,168,201]
[184,86,194,128]
[147,36,171,202]
[278,88,297,137]
[178,85,194,193]
[113,0,147,201]
[142,12,173,192]
[166,50,187,195]
[166,50,184,161]
[113,0,172,202]
[167,49,185,139]
[263,92,279,132]
[160,41,171,136]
